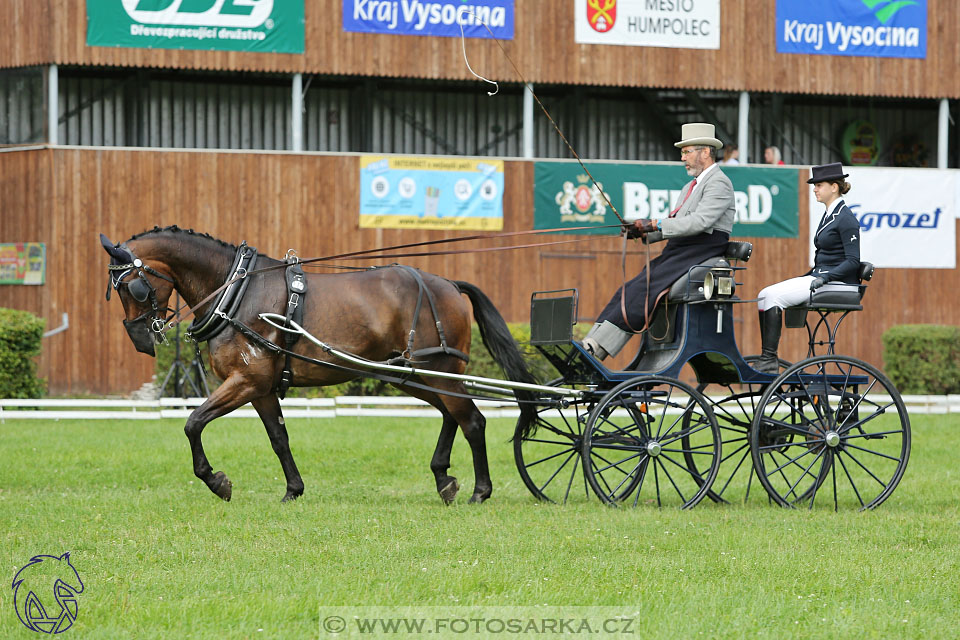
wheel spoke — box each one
[836,450,866,508]
[537,450,577,495]
[840,448,893,488]
[654,458,687,504]
[526,446,578,469]
[843,442,902,463]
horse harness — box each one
[106,238,468,398]
[104,241,177,338]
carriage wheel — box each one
[750,356,911,510]
[685,355,791,505]
[514,380,596,503]
[582,377,721,508]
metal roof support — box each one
[47,64,58,145]
[938,98,949,168]
[292,73,303,152]
[523,83,534,158]
[738,91,749,164]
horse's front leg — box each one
[251,394,304,502]
[184,373,262,501]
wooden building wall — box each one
[0,146,955,395]
[2,1,959,98]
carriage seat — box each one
[784,262,874,327]
[666,241,753,303]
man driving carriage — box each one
[582,122,736,360]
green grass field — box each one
[1,414,958,639]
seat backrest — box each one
[725,241,752,262]
[859,261,875,282]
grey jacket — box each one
[647,164,736,242]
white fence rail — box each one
[0,396,521,421]
[1,394,959,421]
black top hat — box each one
[807,162,849,184]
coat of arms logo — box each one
[555,175,608,223]
[587,0,616,33]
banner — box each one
[359,156,504,230]
[533,162,798,238]
[343,0,514,39]
[808,168,955,269]
[86,0,305,53]
[776,0,926,59]
[575,0,720,50]
[0,243,46,285]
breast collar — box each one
[187,242,258,343]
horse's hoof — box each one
[438,479,460,505]
[281,491,302,503]
[211,471,232,502]
[468,492,490,504]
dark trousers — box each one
[597,231,730,331]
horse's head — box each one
[100,233,176,357]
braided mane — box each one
[126,225,238,251]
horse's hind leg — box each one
[448,398,492,504]
[252,394,304,503]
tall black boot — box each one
[754,308,782,374]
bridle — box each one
[106,247,177,338]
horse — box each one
[100,226,536,504]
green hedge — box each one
[157,322,578,398]
[882,324,960,394]
[0,308,46,398]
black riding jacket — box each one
[809,199,861,285]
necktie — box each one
[669,178,697,218]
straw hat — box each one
[675,122,723,149]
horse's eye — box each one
[127,276,151,302]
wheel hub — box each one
[646,441,662,457]
[825,431,841,448]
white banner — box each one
[808,168,956,269]
[575,0,720,49]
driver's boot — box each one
[754,308,782,374]
[582,321,633,361]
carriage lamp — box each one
[703,267,736,300]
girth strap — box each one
[277,259,307,399]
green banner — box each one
[86,0,305,53]
[533,162,798,238]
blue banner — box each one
[343,0,514,39]
[776,0,926,59]
[359,156,504,230]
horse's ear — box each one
[100,233,133,263]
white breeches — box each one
[757,276,859,311]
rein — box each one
[161,225,622,333]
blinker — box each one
[127,275,151,302]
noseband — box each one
[106,247,176,337]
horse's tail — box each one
[454,281,538,438]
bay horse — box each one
[100,226,536,504]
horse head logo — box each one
[12,553,84,634]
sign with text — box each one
[343,0,514,39]
[776,0,927,59]
[534,162,798,237]
[0,243,46,285]
[575,0,720,50]
[86,0,305,53]
[808,168,954,269]
[360,156,504,230]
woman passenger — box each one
[754,163,862,373]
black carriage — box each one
[515,241,911,510]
